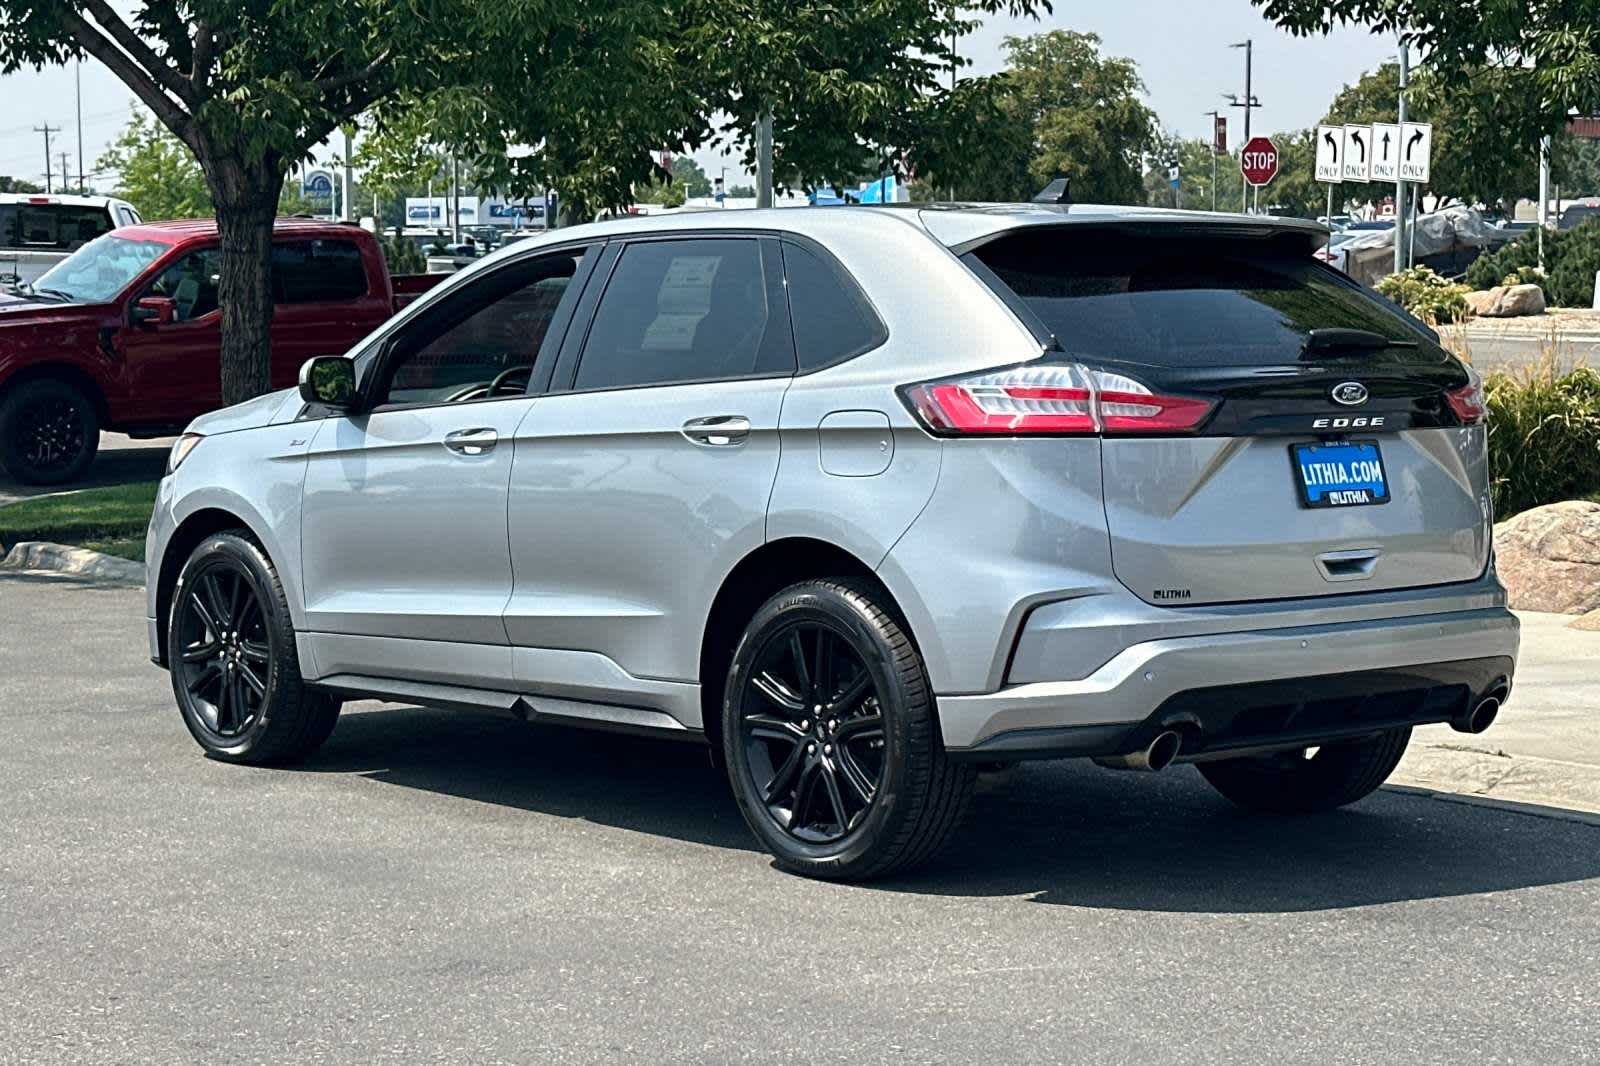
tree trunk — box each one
[206,159,284,407]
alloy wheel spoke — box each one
[227,571,245,629]
[189,589,221,638]
[812,630,831,705]
[835,746,878,807]
[238,662,267,699]
[201,574,232,639]
[187,661,221,696]
[829,668,871,714]
[763,742,807,805]
[240,638,270,664]
[746,714,805,742]
[181,638,220,663]
[751,671,805,714]
[787,631,811,697]
[788,760,821,830]
[819,763,850,830]
[835,713,884,743]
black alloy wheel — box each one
[168,532,340,764]
[0,378,99,485]
[738,621,888,843]
[173,559,274,741]
[723,580,974,880]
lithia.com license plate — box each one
[1291,440,1390,508]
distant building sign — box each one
[302,170,334,200]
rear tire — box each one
[1197,727,1411,814]
[168,531,339,765]
[0,377,99,485]
[722,579,974,881]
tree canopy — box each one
[97,108,209,220]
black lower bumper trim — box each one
[947,656,1515,762]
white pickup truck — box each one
[0,193,143,288]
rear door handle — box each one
[443,428,499,456]
[681,415,750,447]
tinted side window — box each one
[378,249,587,407]
[781,241,886,370]
[3,205,115,250]
[272,240,368,303]
[574,238,790,391]
[148,249,222,321]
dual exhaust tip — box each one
[1098,685,1507,772]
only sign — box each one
[1240,136,1279,187]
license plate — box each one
[1291,440,1389,508]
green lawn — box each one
[0,481,158,562]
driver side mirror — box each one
[298,355,359,410]
[131,296,175,327]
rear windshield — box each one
[0,203,116,251]
[965,229,1428,368]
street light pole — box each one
[1395,41,1409,274]
[1203,110,1221,212]
[1227,40,1259,214]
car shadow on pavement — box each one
[298,703,1600,913]
[0,435,170,505]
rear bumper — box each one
[938,605,1519,759]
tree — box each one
[97,107,209,220]
[913,31,1156,204]
[0,176,43,193]
[1256,1,1600,195]
[1142,132,1243,211]
[1,2,1041,406]
[669,156,712,198]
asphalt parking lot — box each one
[3,573,1599,1065]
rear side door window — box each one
[571,237,792,391]
[272,240,368,303]
[780,240,886,371]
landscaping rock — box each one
[1571,608,1600,632]
[1467,283,1548,318]
[0,541,146,585]
[1493,501,1600,614]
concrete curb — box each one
[1392,741,1600,822]
[0,541,146,586]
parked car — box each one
[0,192,142,289]
[1558,200,1600,230]
[145,205,1519,880]
[0,218,446,484]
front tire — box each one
[1197,727,1411,814]
[722,580,974,880]
[0,377,100,485]
[167,531,339,764]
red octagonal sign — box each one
[1240,136,1279,187]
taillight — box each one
[901,362,1214,437]
[1444,367,1486,425]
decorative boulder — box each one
[1469,283,1548,318]
[1493,500,1600,614]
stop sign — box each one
[1240,136,1279,186]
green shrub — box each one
[1484,364,1600,518]
[380,231,427,275]
[1375,266,1472,324]
[1467,218,1600,306]
[1500,266,1546,289]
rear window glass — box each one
[272,239,368,303]
[966,230,1425,367]
[0,204,115,251]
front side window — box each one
[272,240,368,303]
[573,238,791,391]
[29,233,168,304]
[147,248,223,321]
[376,248,588,407]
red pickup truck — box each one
[0,219,443,484]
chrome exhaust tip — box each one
[1451,693,1503,735]
[1094,730,1183,772]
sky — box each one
[0,1,1396,193]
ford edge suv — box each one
[146,204,1519,880]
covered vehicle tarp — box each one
[1342,205,1504,287]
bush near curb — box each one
[1375,266,1472,324]
[1484,365,1600,518]
[1467,218,1600,307]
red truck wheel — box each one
[0,378,101,486]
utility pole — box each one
[75,60,85,192]
[755,113,774,209]
[1204,110,1222,212]
[1395,41,1409,274]
[34,124,61,194]
[58,152,70,196]
[1226,40,1259,214]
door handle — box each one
[681,415,750,447]
[443,428,499,456]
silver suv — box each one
[146,205,1519,880]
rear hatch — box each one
[961,223,1490,606]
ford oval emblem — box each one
[1331,381,1369,406]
